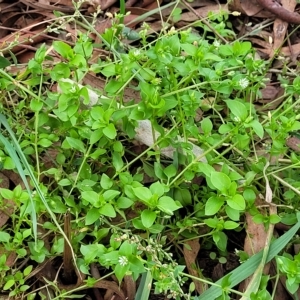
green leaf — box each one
[204,218,219,228]
[119,241,133,256]
[99,203,116,218]
[213,231,227,251]
[227,194,245,211]
[0,231,10,243]
[157,196,182,215]
[30,99,43,112]
[174,188,192,206]
[3,279,14,290]
[51,63,70,81]
[53,41,73,59]
[116,197,133,209]
[70,54,86,67]
[149,181,165,197]
[0,188,13,199]
[90,129,103,145]
[58,178,72,187]
[253,214,264,224]
[63,137,86,153]
[225,206,240,221]
[23,265,33,277]
[141,210,157,228]
[219,123,234,134]
[224,221,239,230]
[103,123,117,139]
[0,57,11,68]
[90,148,106,159]
[210,171,231,192]
[115,263,130,283]
[250,120,264,139]
[100,64,116,77]
[81,191,99,205]
[105,80,124,94]
[3,157,15,169]
[103,190,120,202]
[112,151,123,171]
[269,214,281,224]
[286,281,299,294]
[225,100,248,121]
[38,138,52,147]
[19,285,30,292]
[201,118,213,134]
[204,53,222,62]
[100,174,113,189]
[181,44,197,56]
[205,196,224,215]
[290,121,300,131]
[233,41,252,56]
[197,162,215,177]
[85,208,101,225]
[133,187,152,202]
[211,80,232,94]
[164,164,177,179]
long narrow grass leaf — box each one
[197,212,300,299]
[0,114,80,275]
[0,132,37,239]
[135,271,152,300]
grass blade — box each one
[135,271,152,300]
[0,114,80,275]
[0,129,38,239]
[197,212,300,299]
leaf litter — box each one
[1,0,300,299]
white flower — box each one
[133,49,141,57]
[118,256,128,266]
[168,26,176,35]
[239,78,249,89]
[232,11,241,16]
[213,40,220,48]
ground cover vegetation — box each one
[0,0,300,299]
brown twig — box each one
[257,0,300,24]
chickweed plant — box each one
[0,1,300,299]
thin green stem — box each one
[169,134,231,187]
[68,143,93,197]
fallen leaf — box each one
[183,238,206,293]
[239,197,271,292]
[271,0,297,57]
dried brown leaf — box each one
[144,0,162,10]
[286,136,300,152]
[0,30,46,54]
[259,41,300,57]
[94,19,113,35]
[240,198,271,292]
[0,248,16,268]
[0,173,15,228]
[269,261,290,300]
[257,0,300,23]
[19,0,75,12]
[239,0,263,16]
[183,239,206,293]
[123,275,136,300]
[271,0,297,57]
[99,0,118,10]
